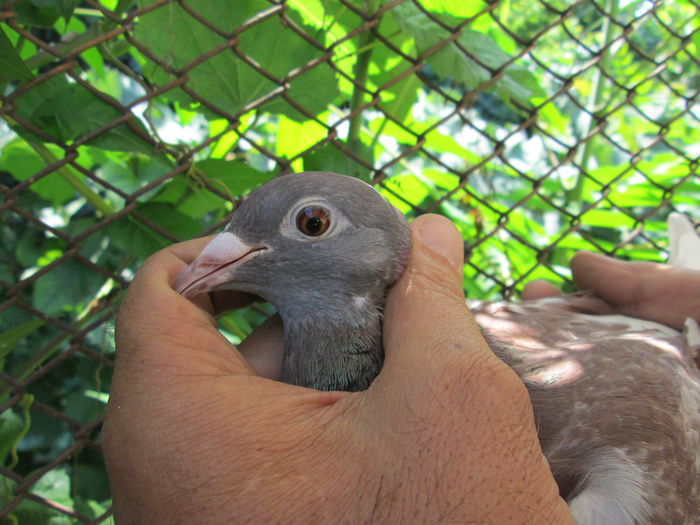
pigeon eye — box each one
[296,206,331,237]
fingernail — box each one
[418,216,463,271]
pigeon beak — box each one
[173,232,268,298]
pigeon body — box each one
[174,172,700,524]
[473,295,700,524]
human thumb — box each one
[378,214,506,395]
[366,214,572,524]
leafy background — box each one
[0,0,698,522]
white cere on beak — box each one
[200,231,241,260]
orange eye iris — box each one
[296,206,331,236]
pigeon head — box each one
[173,172,412,391]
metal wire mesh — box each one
[1,0,698,522]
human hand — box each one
[522,251,700,331]
[103,214,573,524]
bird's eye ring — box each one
[296,206,331,237]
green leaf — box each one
[196,159,275,196]
[108,203,205,259]
[0,140,75,205]
[0,27,33,83]
[13,0,79,26]
[136,9,242,111]
[58,0,83,21]
[303,142,371,182]
[96,153,172,204]
[13,75,154,153]
[0,409,24,464]
[581,208,634,229]
[287,0,332,30]
[74,496,111,520]
[391,5,486,84]
[72,464,111,512]
[144,203,206,238]
[136,0,337,119]
[418,0,488,17]
[275,115,328,160]
[107,216,169,260]
[382,74,422,124]
[33,467,74,509]
[151,175,190,205]
[64,390,104,424]
[0,319,45,362]
[607,185,664,207]
[153,160,273,218]
[502,66,546,99]
[16,230,59,268]
[15,0,61,28]
[390,3,539,104]
[32,258,104,315]
[116,0,137,15]
[2,495,74,525]
[177,190,227,219]
[253,30,337,120]
[218,311,253,341]
[369,46,422,123]
[380,173,431,213]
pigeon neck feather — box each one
[279,299,383,391]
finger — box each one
[376,215,519,404]
[238,315,285,379]
[115,239,257,377]
[367,215,542,490]
[522,280,563,300]
[572,251,700,330]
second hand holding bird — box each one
[524,251,700,331]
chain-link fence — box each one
[1,0,698,522]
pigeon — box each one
[173,171,700,525]
[174,172,412,391]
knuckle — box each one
[436,350,530,411]
[140,248,170,272]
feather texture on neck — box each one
[280,306,383,391]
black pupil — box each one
[306,216,322,234]
[297,206,329,236]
